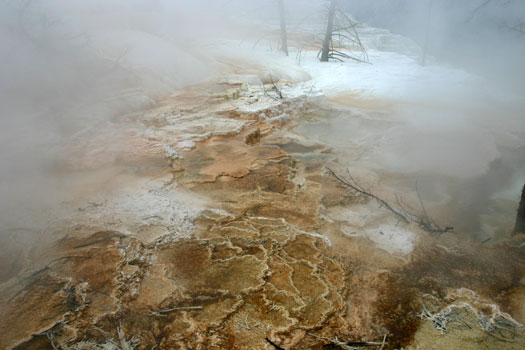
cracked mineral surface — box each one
[1,74,525,350]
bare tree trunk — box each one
[278,0,288,56]
[514,184,525,235]
[320,0,337,62]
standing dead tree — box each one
[319,0,369,63]
[320,0,337,62]
[327,168,453,235]
[465,0,525,37]
[278,0,289,55]
[514,184,525,235]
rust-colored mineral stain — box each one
[399,243,524,299]
[4,82,525,350]
[373,275,421,350]
[159,241,266,295]
[283,234,322,262]
[2,273,68,350]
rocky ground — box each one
[1,67,525,350]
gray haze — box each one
[345,0,525,90]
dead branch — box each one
[149,306,203,316]
[328,168,453,235]
[416,302,450,333]
[308,333,387,349]
[465,0,493,23]
[47,331,60,350]
[74,233,125,248]
[296,46,305,65]
[505,21,525,35]
[261,83,279,101]
[326,168,409,224]
[435,244,464,256]
[265,337,285,350]
[396,184,453,235]
[416,301,522,341]
[379,334,387,350]
[261,72,282,101]
[334,9,369,62]
[269,72,283,99]
[319,3,369,63]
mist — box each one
[0,0,234,229]
[345,0,525,90]
[1,1,525,349]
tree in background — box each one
[514,184,525,235]
[466,0,525,35]
[319,0,368,63]
[320,0,337,61]
[278,0,288,55]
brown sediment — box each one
[397,239,525,300]
[2,81,525,350]
[373,274,421,349]
[0,243,24,283]
[245,128,262,145]
[498,287,525,324]
[3,231,125,350]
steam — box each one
[1,0,524,237]
[345,0,525,90]
[0,0,230,229]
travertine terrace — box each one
[2,72,525,350]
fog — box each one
[1,0,524,239]
[345,0,525,90]
[2,1,525,349]
[0,0,231,229]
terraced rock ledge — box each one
[1,76,525,350]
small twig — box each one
[78,202,103,211]
[74,233,125,248]
[465,0,493,23]
[415,181,430,225]
[261,83,279,101]
[344,341,384,346]
[269,72,283,99]
[379,334,387,350]
[237,315,252,330]
[309,333,386,349]
[436,244,464,256]
[149,306,203,316]
[46,331,60,350]
[326,168,409,224]
[397,186,453,235]
[266,337,285,350]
